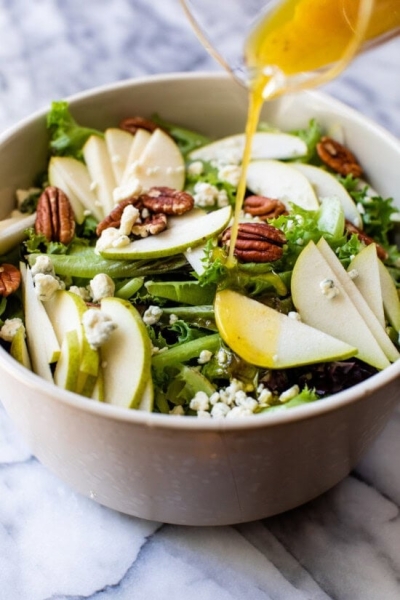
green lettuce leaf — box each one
[47,101,103,160]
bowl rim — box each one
[1,70,400,431]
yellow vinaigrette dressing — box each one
[226,0,400,265]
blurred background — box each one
[0,0,399,135]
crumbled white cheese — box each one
[279,384,300,403]
[169,313,179,325]
[69,285,91,302]
[190,391,210,412]
[143,305,163,325]
[31,255,55,277]
[119,204,140,236]
[217,164,241,187]
[216,348,228,365]
[288,311,301,321]
[89,273,115,303]
[82,308,117,349]
[141,208,150,219]
[216,189,229,207]
[0,318,25,342]
[348,269,359,280]
[95,227,130,252]
[210,402,230,418]
[257,385,272,406]
[193,182,219,208]
[113,178,142,203]
[356,202,366,215]
[320,278,340,299]
[187,161,204,176]
[197,349,213,364]
[33,273,62,302]
[226,406,254,418]
[197,410,211,418]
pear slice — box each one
[291,241,391,370]
[91,363,105,402]
[317,237,399,363]
[130,128,185,191]
[184,243,208,276]
[214,289,356,369]
[83,135,116,215]
[99,297,152,408]
[138,378,154,412]
[348,244,385,327]
[120,129,152,184]
[246,160,319,211]
[54,330,81,392]
[100,205,232,260]
[188,132,307,163]
[20,263,59,381]
[10,326,32,370]
[0,213,36,255]
[292,163,362,228]
[378,260,400,331]
[48,156,104,221]
[44,290,99,378]
[105,128,134,184]
[48,159,86,224]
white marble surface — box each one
[1,2,400,599]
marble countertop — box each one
[1,2,400,598]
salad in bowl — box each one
[1,94,400,420]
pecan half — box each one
[0,264,21,297]
[119,116,159,135]
[96,197,143,236]
[317,136,363,178]
[222,222,286,262]
[243,195,287,220]
[345,220,388,261]
[35,186,75,245]
[141,187,194,215]
[131,213,168,237]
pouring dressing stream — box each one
[181,0,400,265]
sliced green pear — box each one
[91,363,105,402]
[189,132,307,163]
[246,160,319,211]
[105,128,134,184]
[184,243,208,276]
[348,244,385,327]
[378,260,400,331]
[121,129,152,184]
[83,135,116,215]
[317,237,399,363]
[214,289,356,369]
[0,213,36,255]
[44,290,99,377]
[99,297,152,408]
[128,128,185,192]
[292,163,362,228]
[138,378,154,412]
[317,197,345,239]
[54,330,81,392]
[48,156,104,222]
[20,263,59,381]
[48,159,86,224]
[10,325,32,370]
[291,241,391,370]
[100,205,232,260]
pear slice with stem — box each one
[214,289,356,369]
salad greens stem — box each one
[152,333,221,370]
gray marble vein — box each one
[1,1,400,599]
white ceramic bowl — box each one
[1,73,400,526]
